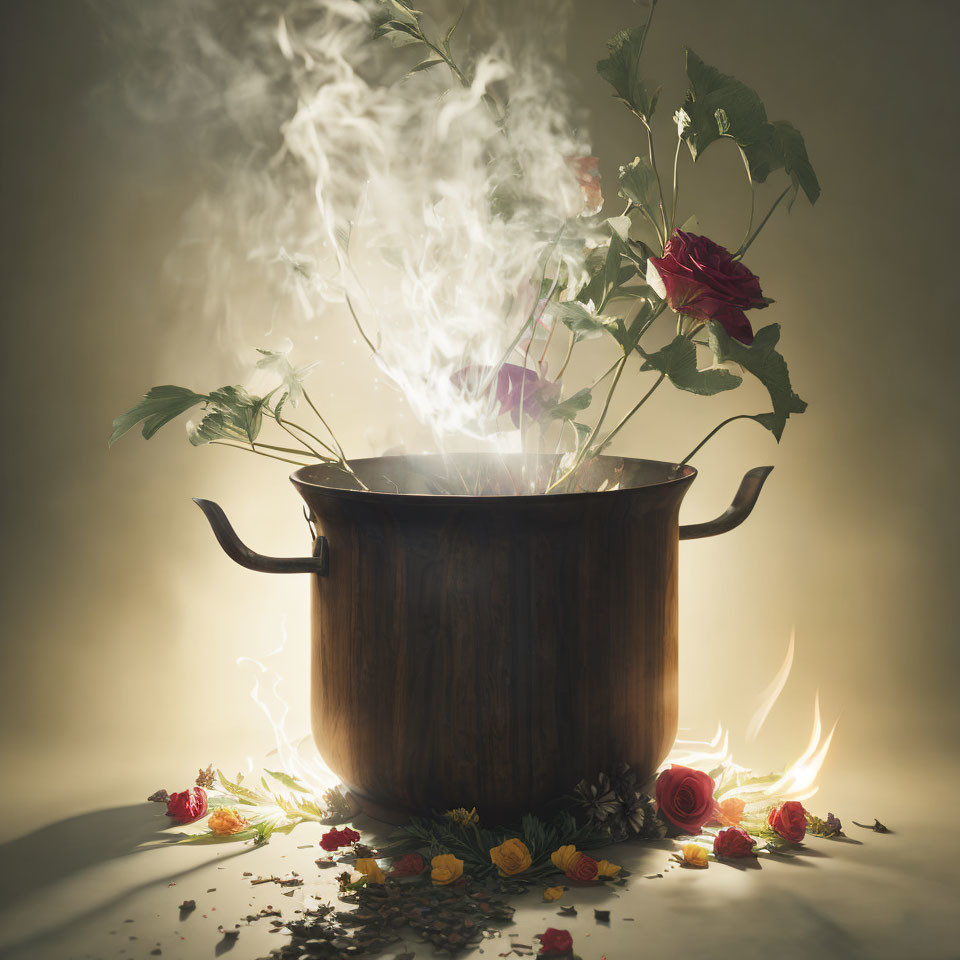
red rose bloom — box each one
[319,826,361,851]
[713,826,756,859]
[565,852,599,882]
[655,765,716,834]
[537,927,574,956]
[389,853,427,876]
[648,230,768,344]
[165,787,207,823]
[768,800,807,843]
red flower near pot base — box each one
[564,852,599,882]
[389,853,427,876]
[768,801,807,843]
[648,230,768,344]
[165,787,207,823]
[537,927,574,956]
[320,826,361,851]
[655,764,716,834]
[713,827,756,859]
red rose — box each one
[655,765,716,834]
[648,230,768,344]
[713,827,756,859]
[319,826,361,851]
[165,787,207,823]
[389,853,427,876]
[537,927,574,956]
[565,852,599,882]
[768,801,807,843]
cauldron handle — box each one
[192,499,329,575]
[679,466,773,540]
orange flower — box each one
[679,843,709,868]
[207,807,248,836]
[430,854,464,886]
[550,844,581,873]
[596,859,621,878]
[489,838,532,876]
[714,797,746,827]
[542,886,564,901]
[354,858,385,884]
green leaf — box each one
[189,386,267,447]
[109,385,207,446]
[572,421,592,453]
[597,25,659,121]
[543,388,592,421]
[706,322,807,439]
[675,49,819,204]
[555,301,608,342]
[177,825,264,845]
[405,57,444,76]
[609,299,656,355]
[264,769,312,794]
[640,336,742,396]
[216,769,268,805]
[618,155,659,213]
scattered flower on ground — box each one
[320,826,361,851]
[490,837,533,876]
[543,886,564,901]
[430,853,464,886]
[354,858,386,884]
[768,800,807,843]
[207,807,247,836]
[536,927,575,956]
[679,843,709,868]
[714,827,756,859]
[389,853,427,876]
[596,859,621,878]
[655,765,717,834]
[165,787,208,823]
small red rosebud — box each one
[564,852,599,882]
[537,927,574,956]
[165,787,208,823]
[713,826,756,859]
[768,801,807,843]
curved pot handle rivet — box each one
[679,466,773,540]
[193,498,329,575]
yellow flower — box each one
[207,807,248,836]
[444,807,479,828]
[596,859,621,878]
[354,858,386,884]
[680,843,709,868]
[550,844,581,873]
[489,838,533,876]
[543,886,564,901]
[431,853,464,886]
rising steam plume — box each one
[94,0,596,454]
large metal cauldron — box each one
[195,454,771,823]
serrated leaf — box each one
[677,49,819,204]
[618,155,659,212]
[706,322,806,439]
[177,825,263,844]
[109,385,207,446]
[640,336,743,396]
[597,25,659,121]
[264,769,312,794]
[555,301,608,342]
[189,386,267,446]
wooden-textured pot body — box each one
[291,454,695,824]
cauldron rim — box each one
[290,453,696,503]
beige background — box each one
[1,0,958,886]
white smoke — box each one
[97,0,598,452]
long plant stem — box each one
[737,185,792,258]
[644,121,669,248]
[272,415,336,462]
[595,372,666,453]
[670,136,682,233]
[211,441,313,467]
[302,390,347,462]
[555,331,576,380]
[675,414,756,469]
[345,292,378,355]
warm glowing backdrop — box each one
[2,0,958,838]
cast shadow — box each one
[0,803,171,907]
